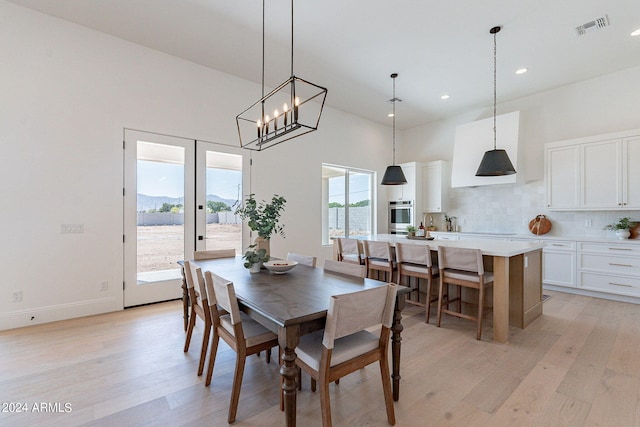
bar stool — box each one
[336,238,364,265]
[436,246,494,340]
[395,242,440,323]
[362,240,396,283]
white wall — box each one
[401,65,640,237]
[0,1,392,329]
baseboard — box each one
[543,284,640,305]
[0,297,120,331]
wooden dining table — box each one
[190,256,409,427]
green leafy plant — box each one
[405,225,416,234]
[242,244,269,268]
[603,217,637,231]
[234,194,286,240]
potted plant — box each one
[234,193,286,256]
[242,245,270,273]
[405,225,416,237]
[604,217,637,240]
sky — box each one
[137,160,242,201]
[138,160,370,205]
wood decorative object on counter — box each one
[529,215,552,235]
[406,235,435,240]
[630,222,640,239]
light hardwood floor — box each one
[1,290,639,426]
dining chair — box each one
[203,271,280,423]
[323,259,366,278]
[194,248,236,260]
[287,252,317,267]
[336,238,364,265]
[436,246,494,340]
[362,240,397,283]
[183,261,212,376]
[395,242,440,323]
[295,284,398,427]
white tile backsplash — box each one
[428,180,640,239]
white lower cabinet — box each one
[577,242,640,298]
[542,240,577,288]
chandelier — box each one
[236,0,328,151]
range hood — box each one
[451,111,521,188]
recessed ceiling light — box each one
[440,94,450,100]
[631,28,640,37]
[387,113,394,117]
[515,68,528,75]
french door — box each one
[123,130,248,307]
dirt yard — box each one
[137,224,242,272]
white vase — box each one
[615,229,631,240]
[249,262,262,273]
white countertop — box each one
[429,231,640,245]
[363,234,543,257]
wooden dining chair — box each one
[336,238,364,265]
[183,261,212,376]
[395,242,440,323]
[323,259,366,278]
[203,271,280,423]
[287,252,317,267]
[363,240,397,282]
[436,246,494,340]
[194,248,236,260]
[295,284,398,427]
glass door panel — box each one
[124,130,194,307]
[196,142,248,256]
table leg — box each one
[493,256,509,343]
[391,291,406,401]
[279,326,300,427]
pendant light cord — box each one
[493,28,497,150]
[392,75,396,165]
[290,0,294,77]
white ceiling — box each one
[9,0,640,129]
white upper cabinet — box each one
[581,139,621,209]
[622,136,640,209]
[545,128,640,210]
[421,160,449,213]
[546,145,580,210]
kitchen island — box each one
[358,234,544,343]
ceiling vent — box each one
[575,15,609,36]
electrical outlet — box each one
[100,281,108,291]
[12,291,22,302]
[61,224,84,234]
[585,219,592,227]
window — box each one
[322,164,374,245]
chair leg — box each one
[204,334,220,386]
[436,279,445,327]
[228,352,247,424]
[197,321,211,376]
[379,355,396,426]
[319,378,332,427]
[266,347,271,364]
[204,331,220,387]
[311,377,316,392]
[425,277,432,324]
[477,285,485,341]
[183,310,197,352]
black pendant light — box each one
[381,73,407,185]
[476,26,516,177]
